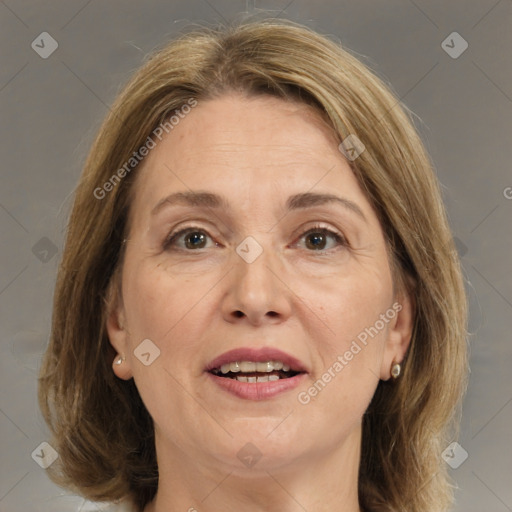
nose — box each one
[221,240,293,326]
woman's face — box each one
[108,94,412,475]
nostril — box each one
[233,311,244,318]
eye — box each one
[164,226,217,251]
[163,224,347,253]
[296,225,347,252]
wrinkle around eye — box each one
[146,206,371,256]
[164,226,219,251]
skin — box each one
[107,94,413,512]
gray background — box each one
[1,1,511,511]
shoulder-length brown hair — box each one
[39,18,468,512]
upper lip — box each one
[205,347,308,373]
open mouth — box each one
[210,360,302,382]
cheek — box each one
[120,262,211,417]
[123,259,207,339]
[303,261,393,349]
[121,258,223,383]
[295,262,393,406]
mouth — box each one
[205,347,308,400]
[210,360,302,382]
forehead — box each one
[129,94,369,219]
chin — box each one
[208,419,309,471]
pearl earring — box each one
[390,360,401,379]
[114,354,125,365]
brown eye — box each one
[183,231,207,249]
[299,227,347,252]
[164,227,215,251]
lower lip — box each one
[206,372,306,400]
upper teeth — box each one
[219,361,291,374]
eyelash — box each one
[163,224,348,254]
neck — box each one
[144,424,363,512]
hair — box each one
[38,18,468,512]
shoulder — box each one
[104,501,139,512]
[80,499,138,512]
[106,504,138,512]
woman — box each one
[38,18,468,512]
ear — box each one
[380,289,415,381]
[105,279,133,380]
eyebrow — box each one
[151,191,367,222]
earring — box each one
[114,354,125,365]
[390,360,401,380]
